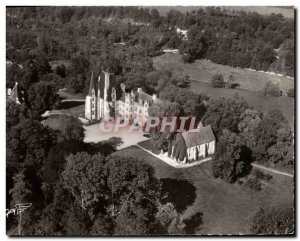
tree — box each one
[212,129,252,183]
[61,152,106,215]
[54,64,67,78]
[211,74,225,88]
[114,198,160,235]
[202,97,248,137]
[56,7,75,23]
[252,109,291,165]
[63,116,85,141]
[43,140,90,184]
[267,123,294,166]
[226,74,236,88]
[9,171,33,235]
[249,206,294,235]
[27,81,60,117]
[156,203,185,235]
[148,102,181,152]
[9,171,32,205]
[159,85,208,117]
[104,156,160,220]
[238,109,263,149]
[7,119,57,173]
[287,88,294,98]
[262,81,281,97]
[67,74,86,93]
[41,73,64,88]
[6,101,29,131]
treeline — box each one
[6,6,294,92]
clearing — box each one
[113,146,294,235]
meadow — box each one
[153,53,294,127]
[153,53,294,94]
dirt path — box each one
[136,145,294,177]
[252,163,293,178]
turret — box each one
[88,70,96,97]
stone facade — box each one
[170,125,216,163]
[85,71,162,125]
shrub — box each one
[262,81,281,97]
[211,74,225,88]
[226,74,235,88]
[252,169,272,181]
[243,176,262,191]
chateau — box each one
[85,71,163,124]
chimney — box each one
[137,88,142,93]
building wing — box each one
[181,125,215,148]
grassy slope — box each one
[151,6,294,19]
[153,53,294,94]
[114,146,294,235]
[153,53,294,127]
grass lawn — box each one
[57,101,85,118]
[113,146,294,235]
[42,114,71,131]
[138,139,161,154]
[190,81,294,128]
[58,89,85,100]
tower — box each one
[85,71,96,120]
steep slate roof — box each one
[87,70,96,96]
[9,82,24,104]
[181,125,215,148]
[138,89,163,105]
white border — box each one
[0,1,298,240]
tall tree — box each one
[212,129,252,183]
[61,152,107,216]
[202,97,248,137]
[249,206,294,235]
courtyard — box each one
[83,121,149,149]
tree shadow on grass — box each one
[183,212,203,234]
[58,101,84,110]
[230,83,240,89]
[237,145,253,179]
[160,178,196,213]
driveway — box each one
[83,121,149,150]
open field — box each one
[153,53,294,128]
[153,53,294,95]
[113,146,294,235]
[151,6,294,19]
